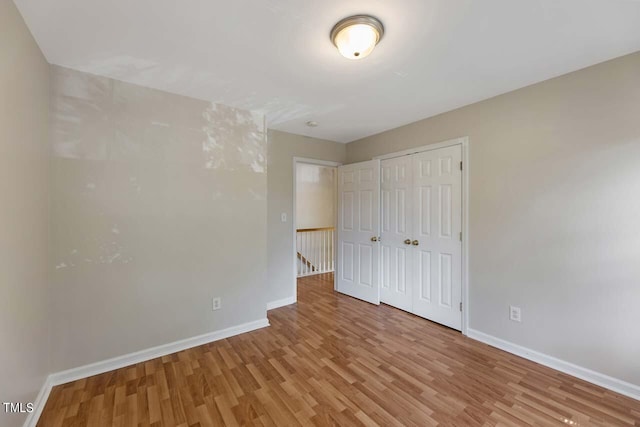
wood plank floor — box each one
[39,273,640,426]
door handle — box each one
[412,240,419,246]
[371,236,380,242]
[404,239,411,245]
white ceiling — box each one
[15,0,640,143]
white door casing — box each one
[411,145,462,330]
[337,160,381,305]
[380,156,413,312]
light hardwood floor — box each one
[39,273,640,426]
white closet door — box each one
[411,145,462,330]
[336,160,381,305]
[380,156,413,312]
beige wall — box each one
[49,65,268,371]
[267,130,346,304]
[347,52,640,386]
[0,2,50,426]
[296,163,336,229]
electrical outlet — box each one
[212,297,222,311]
[509,305,521,322]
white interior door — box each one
[337,160,380,305]
[411,145,462,330]
[380,156,413,312]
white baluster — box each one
[331,229,334,271]
[320,230,327,273]
[305,232,308,276]
[297,232,301,277]
[321,229,325,273]
[325,229,329,272]
[313,231,317,273]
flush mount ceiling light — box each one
[330,15,384,60]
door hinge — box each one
[459,231,462,241]
[460,302,463,312]
[460,161,463,171]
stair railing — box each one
[296,227,335,277]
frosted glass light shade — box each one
[330,15,384,60]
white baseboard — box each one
[22,376,53,427]
[467,328,640,401]
[24,318,269,427]
[266,296,296,310]
[50,318,270,386]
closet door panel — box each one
[337,160,381,305]
[411,145,462,330]
[380,156,413,312]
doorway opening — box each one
[292,158,340,300]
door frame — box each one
[374,137,470,336]
[292,157,342,302]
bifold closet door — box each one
[380,156,413,312]
[411,145,462,331]
[336,160,381,305]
